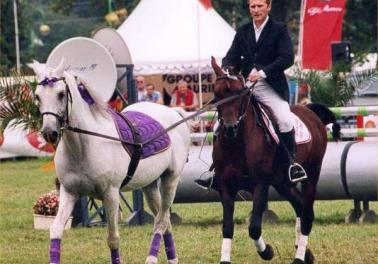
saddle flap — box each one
[258,103,312,145]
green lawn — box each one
[0,158,377,264]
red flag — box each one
[299,0,346,70]
[199,0,212,10]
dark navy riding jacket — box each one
[222,18,294,102]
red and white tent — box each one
[117,0,235,75]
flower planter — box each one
[33,214,73,230]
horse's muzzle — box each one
[42,128,60,144]
[223,123,239,139]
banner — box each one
[299,0,347,70]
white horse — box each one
[31,59,191,264]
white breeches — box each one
[252,80,294,133]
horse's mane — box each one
[63,71,109,116]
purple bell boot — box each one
[148,233,162,257]
[111,248,121,264]
[164,232,177,263]
[49,239,61,264]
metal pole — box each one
[13,0,20,72]
[298,0,305,70]
[196,0,203,109]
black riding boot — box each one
[279,129,307,183]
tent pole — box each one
[298,0,305,71]
[197,0,203,110]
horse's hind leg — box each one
[49,185,77,264]
[143,180,161,217]
[145,171,180,264]
[273,184,303,247]
[291,180,317,264]
[103,187,122,264]
[273,182,315,264]
[248,183,274,261]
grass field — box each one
[0,158,377,264]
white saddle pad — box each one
[260,107,312,145]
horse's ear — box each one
[55,58,66,77]
[211,56,223,77]
[28,60,45,80]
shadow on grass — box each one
[178,213,350,227]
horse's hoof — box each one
[305,249,315,264]
[145,255,158,264]
[291,258,305,264]
[258,244,274,260]
[167,257,178,264]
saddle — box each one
[251,98,312,145]
[108,109,171,187]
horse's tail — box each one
[171,107,199,131]
[306,103,341,140]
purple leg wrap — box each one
[148,233,162,257]
[163,232,176,260]
[111,248,121,264]
[49,239,61,264]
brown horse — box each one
[210,57,339,264]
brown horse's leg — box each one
[248,183,274,261]
[219,190,236,264]
[272,184,303,245]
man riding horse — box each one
[197,0,306,189]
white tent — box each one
[117,0,235,75]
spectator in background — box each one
[170,80,198,111]
[136,76,147,101]
[141,84,163,104]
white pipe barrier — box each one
[188,106,378,121]
[174,142,378,203]
[191,128,378,142]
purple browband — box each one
[38,77,62,87]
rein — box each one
[62,81,256,148]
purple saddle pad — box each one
[108,109,171,159]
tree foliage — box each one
[0,0,376,71]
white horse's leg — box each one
[49,185,77,264]
[145,171,180,264]
[143,180,161,216]
[103,187,122,264]
[143,180,162,264]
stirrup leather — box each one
[288,162,307,183]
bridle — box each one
[214,72,253,137]
[38,77,72,137]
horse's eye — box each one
[57,91,65,101]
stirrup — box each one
[194,171,215,190]
[288,163,307,183]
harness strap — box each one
[114,111,142,188]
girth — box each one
[113,111,142,188]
